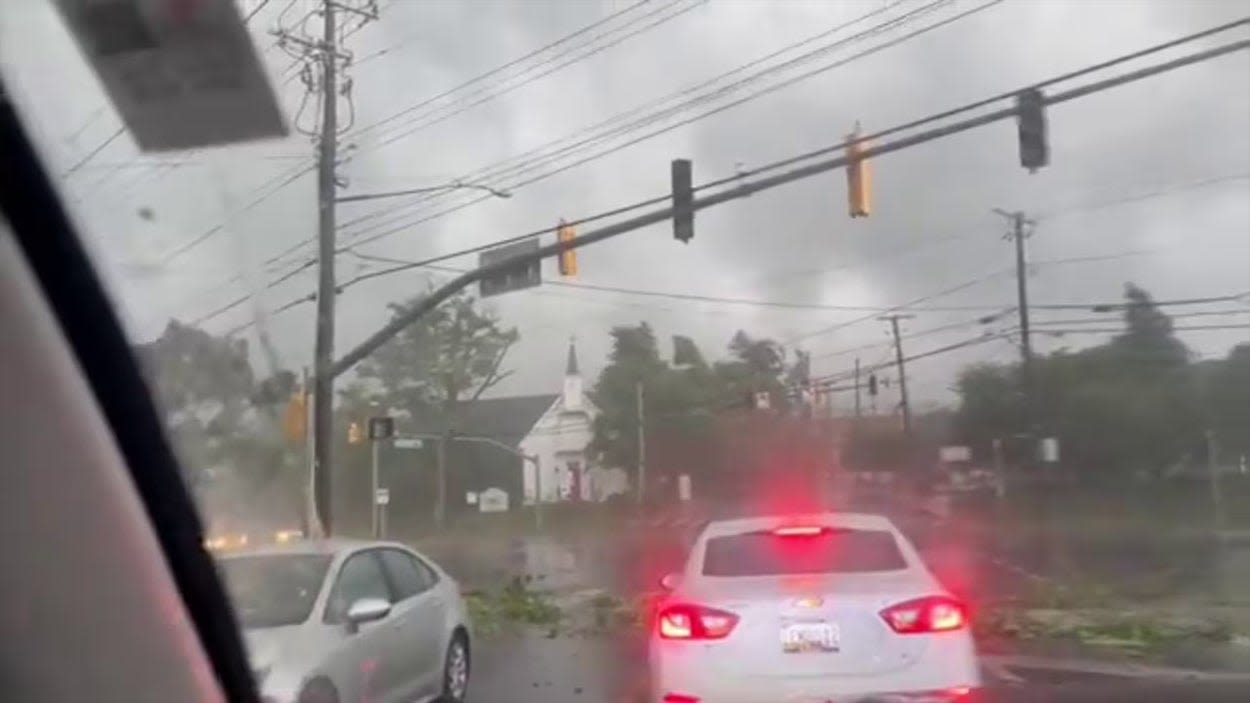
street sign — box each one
[375,488,390,506]
[1040,437,1060,463]
[479,237,541,298]
[367,416,394,441]
[394,438,424,450]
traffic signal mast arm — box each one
[329,38,1248,379]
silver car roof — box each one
[216,537,412,559]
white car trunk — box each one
[683,572,934,678]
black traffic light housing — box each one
[1016,88,1049,173]
[868,374,878,396]
[671,158,694,243]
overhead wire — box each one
[362,0,709,149]
[197,28,1250,333]
[348,0,654,138]
[336,0,977,246]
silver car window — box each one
[379,549,439,601]
[324,550,390,623]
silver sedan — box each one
[217,538,472,703]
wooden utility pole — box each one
[853,357,862,418]
[879,315,914,435]
[311,0,339,535]
[636,382,646,505]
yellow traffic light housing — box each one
[557,220,577,277]
[348,421,363,445]
[846,124,871,218]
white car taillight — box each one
[880,595,968,634]
[657,603,739,640]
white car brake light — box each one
[880,596,968,634]
[657,603,739,640]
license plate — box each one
[781,621,839,653]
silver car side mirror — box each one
[345,597,391,633]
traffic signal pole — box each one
[327,39,1247,383]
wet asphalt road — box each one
[455,506,1250,703]
[467,633,1250,703]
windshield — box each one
[2,1,1248,701]
[703,529,908,576]
[219,554,331,629]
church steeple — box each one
[566,338,580,376]
[562,337,583,411]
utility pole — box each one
[311,0,339,536]
[853,357,862,418]
[1206,430,1225,531]
[636,382,646,506]
[995,209,1037,428]
[880,315,914,436]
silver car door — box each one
[378,548,447,699]
[322,550,396,703]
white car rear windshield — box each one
[702,529,907,576]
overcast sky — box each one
[2,0,1248,412]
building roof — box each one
[408,394,559,448]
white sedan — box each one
[649,513,979,703]
[217,538,471,703]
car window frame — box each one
[377,548,439,602]
[321,548,393,624]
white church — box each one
[516,341,628,504]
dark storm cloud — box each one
[2,0,1246,401]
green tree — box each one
[1200,344,1250,460]
[589,325,798,497]
[953,283,1208,479]
[135,320,300,521]
[349,288,518,525]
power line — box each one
[1031,309,1250,326]
[60,127,124,180]
[245,0,275,22]
[811,332,1009,386]
[349,0,653,137]
[810,312,1013,361]
[200,34,1250,335]
[1036,171,1250,221]
[152,161,317,267]
[787,267,1014,344]
[154,2,665,276]
[330,35,1250,378]
[337,0,980,246]
[342,3,1245,248]
[363,0,706,150]
[1035,323,1250,335]
[333,0,909,236]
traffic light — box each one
[846,124,871,218]
[282,390,307,441]
[556,220,577,277]
[671,158,694,243]
[1016,88,1049,172]
[348,421,362,445]
[868,374,878,396]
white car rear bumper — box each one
[649,632,980,703]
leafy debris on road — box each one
[977,607,1235,656]
[464,581,658,639]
